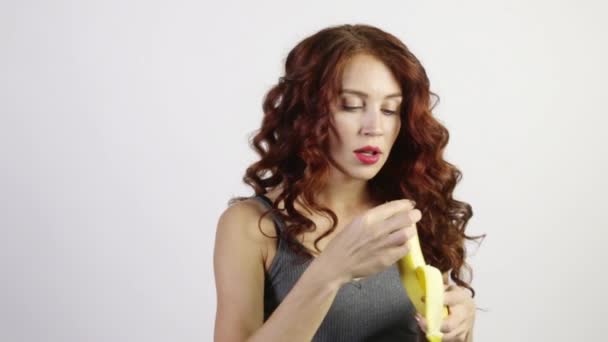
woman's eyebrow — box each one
[341,89,402,99]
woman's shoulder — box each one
[216,195,280,263]
[223,195,265,219]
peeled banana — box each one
[397,224,449,342]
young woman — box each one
[213,24,484,342]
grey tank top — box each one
[253,194,420,342]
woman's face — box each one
[327,53,403,180]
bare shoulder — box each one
[217,197,278,239]
[215,197,279,267]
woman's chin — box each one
[348,166,384,180]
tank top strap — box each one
[252,194,284,234]
[252,194,312,277]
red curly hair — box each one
[229,24,486,298]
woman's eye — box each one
[343,105,361,111]
[342,105,398,115]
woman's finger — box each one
[415,313,426,333]
[443,303,469,330]
[442,326,468,341]
[444,285,469,307]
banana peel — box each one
[397,225,449,342]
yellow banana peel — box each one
[397,225,449,342]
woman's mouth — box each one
[354,151,380,164]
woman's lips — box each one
[354,151,380,164]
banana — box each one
[397,224,449,342]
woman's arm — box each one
[213,200,348,342]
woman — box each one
[214,24,484,342]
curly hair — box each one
[229,23,486,298]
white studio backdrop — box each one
[1,0,606,341]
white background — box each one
[1,0,607,341]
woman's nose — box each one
[361,109,383,136]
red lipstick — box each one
[353,145,382,165]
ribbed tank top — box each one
[253,194,420,341]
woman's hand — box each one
[415,284,475,342]
[317,199,421,285]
